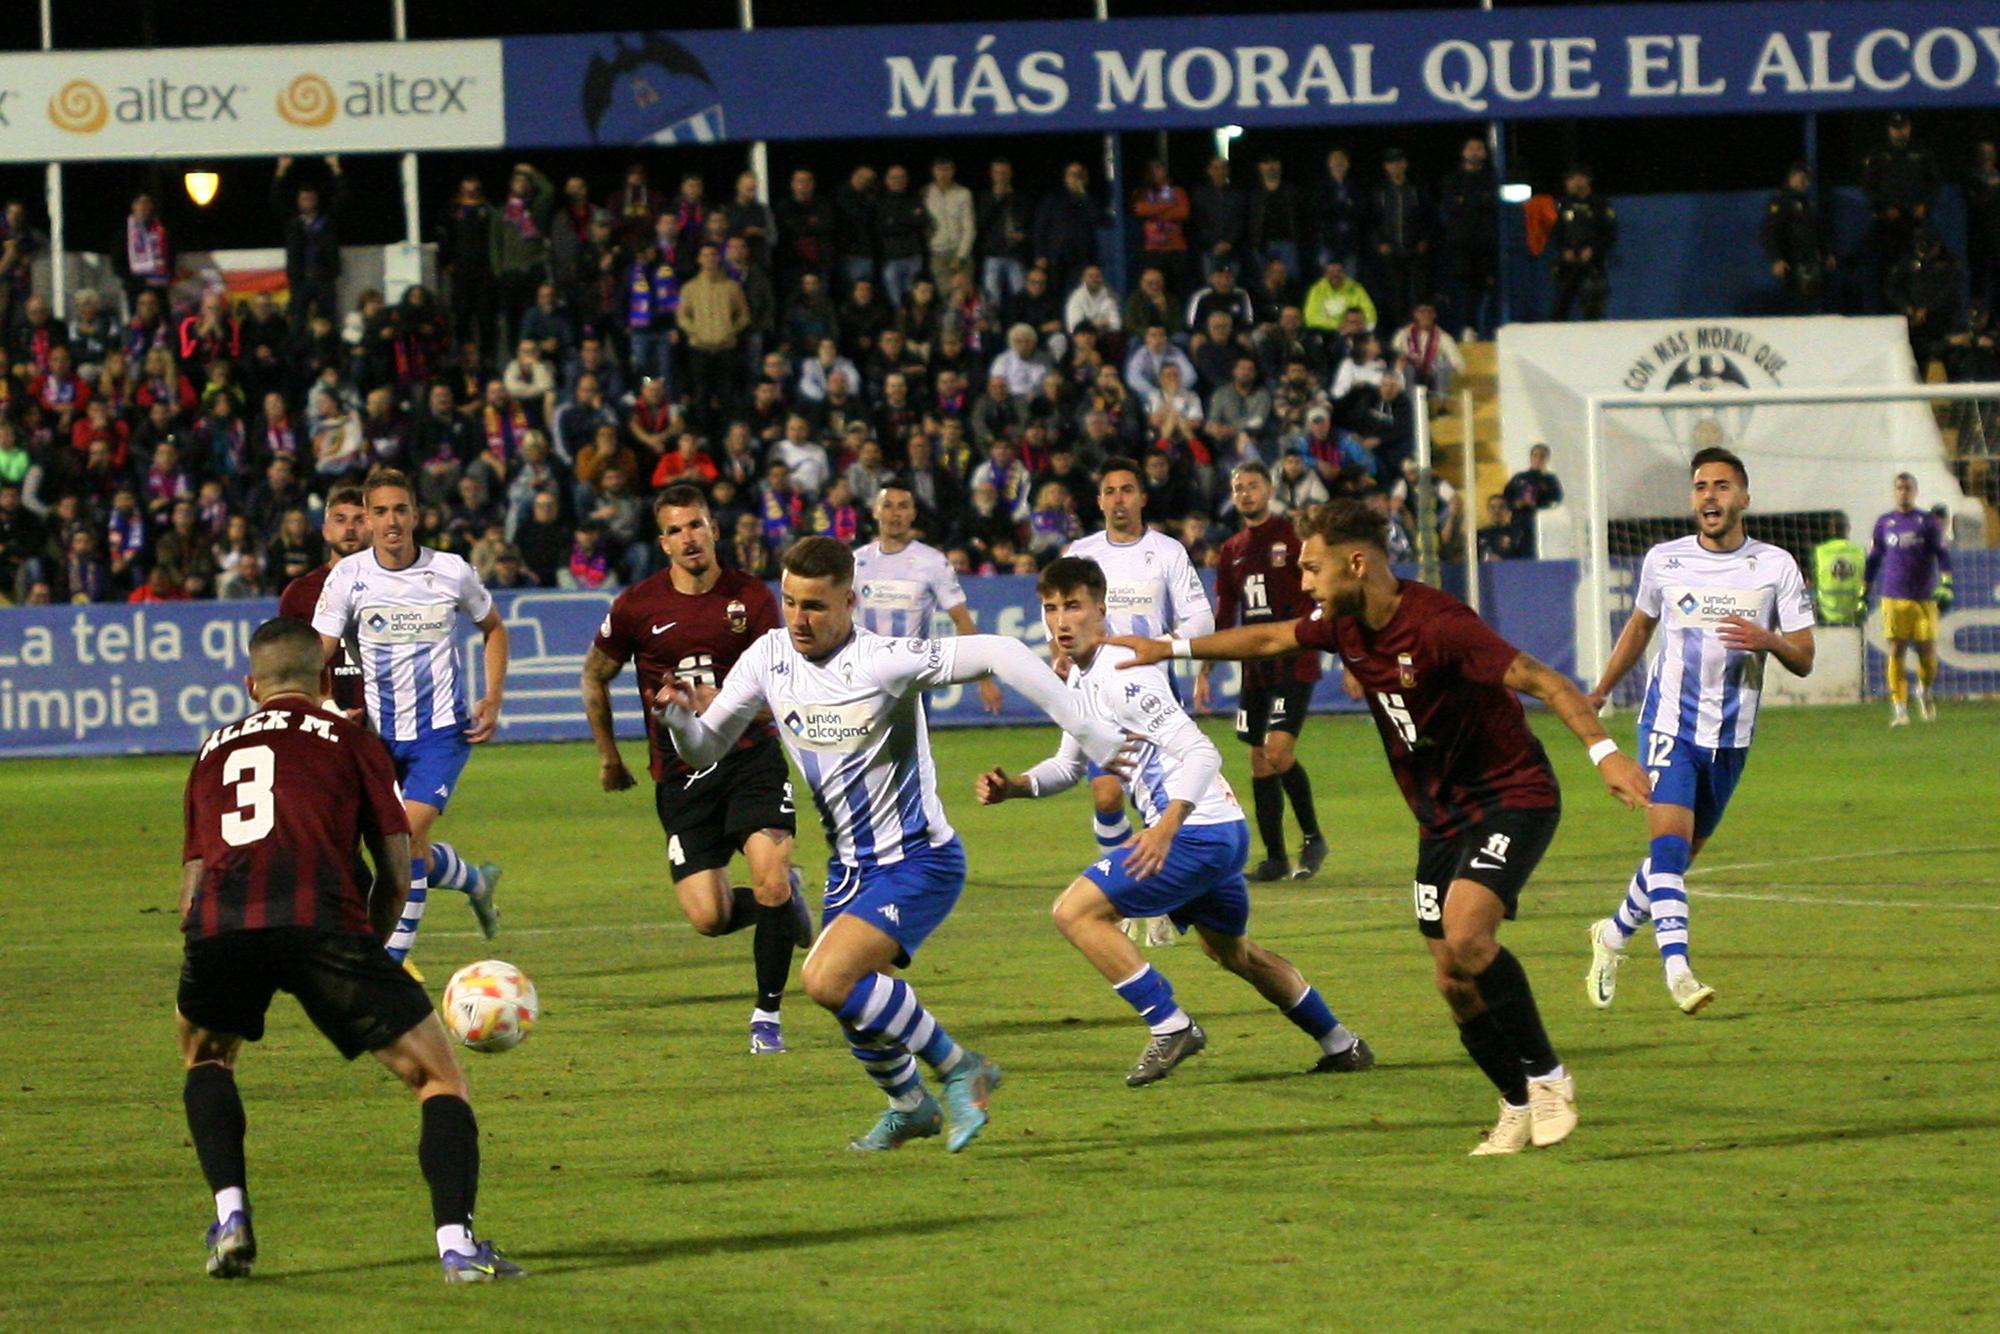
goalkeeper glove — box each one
[1936,574,1954,613]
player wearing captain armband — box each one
[1584,447,1815,1017]
[975,557,1373,1088]
[652,537,1132,1154]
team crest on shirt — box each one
[1397,652,1416,687]
[727,599,748,634]
[1270,544,1287,568]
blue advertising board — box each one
[502,3,2000,147]
[0,562,1595,759]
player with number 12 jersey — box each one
[583,486,812,1056]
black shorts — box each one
[1411,805,1561,939]
[656,740,797,880]
[177,927,435,1061]
[1235,681,1315,746]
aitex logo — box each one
[276,75,336,127]
[49,76,246,134]
[278,70,477,128]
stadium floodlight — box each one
[1578,381,2000,700]
[184,172,219,207]
[1214,125,1244,161]
[1499,182,1532,204]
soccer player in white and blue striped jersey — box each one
[1066,458,1214,947]
[312,469,509,966]
[1584,448,1815,1015]
[975,556,1372,1086]
[854,479,1002,715]
[653,537,1129,1153]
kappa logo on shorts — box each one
[878,903,901,925]
[435,784,451,798]
[1093,858,1112,875]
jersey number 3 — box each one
[220,745,276,848]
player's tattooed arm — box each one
[362,829,414,942]
[1588,610,1658,711]
[1504,651,1652,811]
[179,859,202,926]
[579,646,636,792]
[1107,620,1303,668]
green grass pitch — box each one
[3,703,1997,1332]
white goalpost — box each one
[1578,382,2000,703]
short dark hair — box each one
[654,484,709,514]
[1098,456,1143,487]
[362,468,414,502]
[1298,498,1390,553]
[248,616,326,688]
[1036,556,1107,603]
[1895,471,1917,486]
[1231,460,1271,483]
[878,475,916,500]
[324,484,365,511]
[1689,446,1748,486]
[781,535,854,586]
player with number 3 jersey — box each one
[583,485,811,1056]
[1584,448,1815,1018]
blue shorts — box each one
[1642,732,1748,840]
[1083,820,1251,938]
[824,837,966,967]
[386,732,473,814]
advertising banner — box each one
[501,2,2000,147]
[1497,315,1964,534]
[0,40,504,162]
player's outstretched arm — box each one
[654,640,771,768]
[579,646,636,792]
[362,829,414,942]
[1107,620,1304,669]
[1588,610,1658,712]
[1503,651,1652,810]
[948,636,1130,767]
[467,609,509,744]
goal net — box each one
[1580,382,2000,709]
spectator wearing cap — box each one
[1065,265,1122,335]
[1551,164,1615,321]
[1864,113,1940,303]
[1367,147,1430,334]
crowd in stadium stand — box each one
[0,119,1992,606]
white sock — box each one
[1148,1009,1191,1036]
[436,1224,475,1258]
[750,1008,782,1027]
[215,1186,246,1225]
[1319,1023,1357,1056]
[888,1086,928,1113]
[1664,956,1694,983]
[1531,1063,1567,1084]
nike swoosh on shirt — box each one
[651,622,678,635]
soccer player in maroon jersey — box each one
[1196,461,1328,881]
[276,483,368,717]
[581,484,812,1054]
[1115,500,1652,1155]
[176,618,521,1282]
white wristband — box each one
[1587,738,1620,767]
[1170,638,1192,660]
